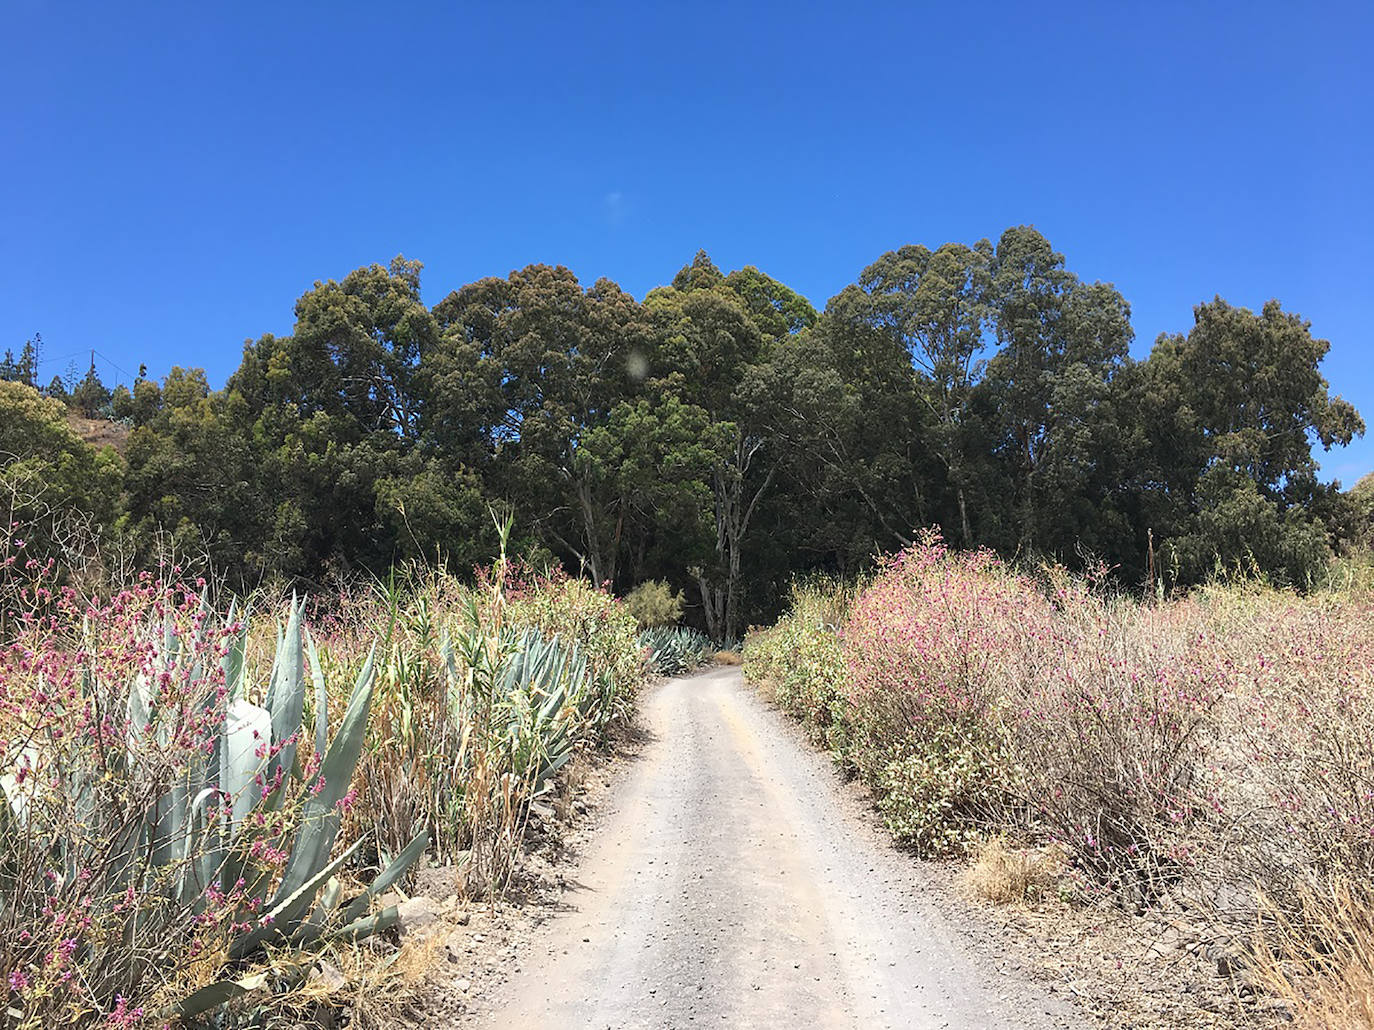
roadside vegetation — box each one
[4,227,1371,1027]
[745,536,1374,1027]
[0,521,646,1029]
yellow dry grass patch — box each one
[965,837,1065,906]
[1253,881,1374,1029]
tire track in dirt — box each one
[471,666,1081,1029]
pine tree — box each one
[17,336,38,387]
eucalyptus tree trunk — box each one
[696,432,776,642]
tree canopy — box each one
[6,229,1364,633]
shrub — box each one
[742,578,853,751]
[874,723,1007,856]
[838,537,1043,853]
[501,566,644,708]
[0,547,645,1027]
[342,561,643,886]
[1004,591,1226,899]
[746,526,1374,1010]
[622,579,684,630]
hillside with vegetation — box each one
[3,226,1364,640]
[2,225,1371,1029]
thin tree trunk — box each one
[957,484,972,548]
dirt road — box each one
[474,666,1078,1029]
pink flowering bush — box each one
[0,562,296,1027]
[748,532,1374,925]
[1198,589,1374,910]
[1004,590,1226,900]
[838,535,1054,855]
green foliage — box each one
[1137,298,1364,586]
[502,573,643,709]
[10,231,1365,618]
[0,338,39,388]
[875,726,1005,857]
[0,380,122,564]
[742,579,853,750]
[623,579,684,629]
[0,583,425,1028]
[68,355,111,417]
[639,625,715,675]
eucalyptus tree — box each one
[216,257,468,583]
[646,252,816,640]
[981,226,1134,559]
[429,264,660,588]
[1135,297,1364,584]
[825,241,993,547]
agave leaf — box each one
[273,645,375,911]
[223,699,271,834]
[303,624,328,759]
[173,972,268,1018]
[221,610,249,702]
[127,671,153,755]
[340,829,429,925]
[179,787,223,905]
[229,838,362,960]
[329,904,400,943]
[266,596,307,783]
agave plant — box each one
[639,626,716,676]
[495,628,602,795]
[173,597,428,1017]
[0,591,427,1024]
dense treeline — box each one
[2,226,1364,637]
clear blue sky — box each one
[3,2,1371,483]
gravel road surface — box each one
[474,666,1080,1029]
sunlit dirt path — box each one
[472,666,1079,1029]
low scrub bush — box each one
[0,568,423,1028]
[745,530,1374,1013]
[841,541,1037,851]
[742,579,852,750]
[333,558,643,892]
[622,579,684,631]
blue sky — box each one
[3,2,1371,483]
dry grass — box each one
[965,837,1066,906]
[66,412,130,453]
[1252,882,1374,1029]
[552,748,593,823]
[713,649,743,666]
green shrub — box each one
[623,579,684,630]
[874,725,1006,857]
[742,578,855,751]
